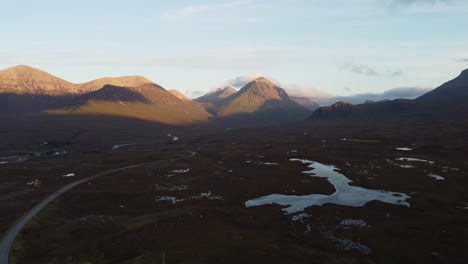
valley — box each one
[0,66,467,263]
[0,116,467,264]
[3,1,468,263]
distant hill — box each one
[417,69,468,101]
[50,84,212,125]
[0,65,157,113]
[77,76,154,93]
[309,68,468,123]
[0,65,213,125]
[0,65,81,112]
[0,65,78,95]
[195,87,237,104]
[212,77,311,123]
[290,96,320,111]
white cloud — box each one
[385,0,456,7]
[340,63,403,77]
[222,73,332,99]
[226,73,265,87]
[282,84,333,99]
[163,1,249,19]
[314,86,432,105]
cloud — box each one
[188,90,205,98]
[340,63,403,77]
[226,73,265,88]
[385,0,457,7]
[314,87,432,106]
[282,84,333,99]
[457,58,468,62]
[163,1,248,19]
[221,73,331,99]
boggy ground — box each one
[1,116,468,264]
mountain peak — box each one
[4,65,38,72]
[460,68,468,77]
[417,68,468,101]
[2,65,56,77]
[0,65,76,95]
[238,76,287,101]
[195,86,237,104]
[77,76,154,93]
[214,77,311,122]
[251,77,274,85]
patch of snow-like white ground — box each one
[155,192,223,204]
[171,168,190,173]
[291,213,311,222]
[427,173,445,181]
[323,230,372,254]
[155,196,184,204]
[396,147,413,151]
[53,150,67,156]
[189,192,223,200]
[0,161,7,165]
[258,162,278,165]
[156,184,189,191]
[167,134,179,141]
[62,173,76,177]
[442,166,460,171]
[27,179,41,187]
[399,164,416,169]
[245,159,410,214]
[246,161,278,165]
[338,219,368,229]
[395,157,434,164]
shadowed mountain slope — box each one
[195,87,237,104]
[290,96,320,111]
[309,68,468,123]
[417,69,468,101]
[0,65,157,113]
[49,84,212,125]
[212,77,311,123]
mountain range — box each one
[195,78,312,123]
[0,65,311,125]
[310,69,468,123]
[1,65,467,126]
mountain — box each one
[0,65,78,95]
[0,65,213,125]
[195,87,237,104]
[290,96,320,111]
[0,65,157,113]
[417,69,468,101]
[212,77,311,123]
[77,76,154,93]
[310,68,468,123]
[0,65,82,112]
[50,84,212,125]
[169,90,191,101]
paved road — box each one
[0,151,196,264]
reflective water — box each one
[246,159,410,214]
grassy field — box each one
[1,116,468,263]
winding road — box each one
[0,151,196,264]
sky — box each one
[1,0,468,99]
